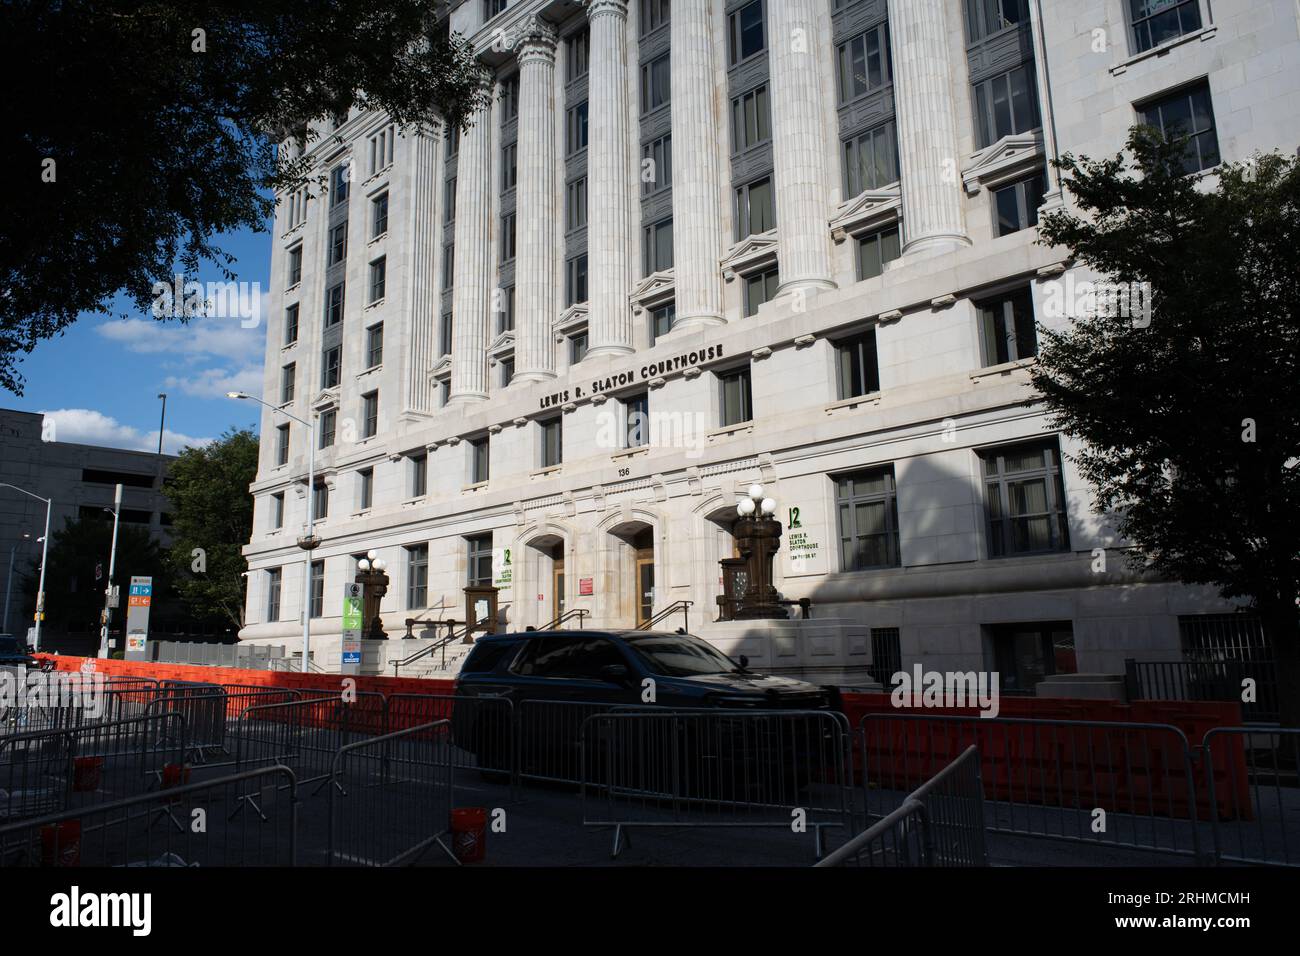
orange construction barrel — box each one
[450,807,488,863]
[40,820,81,867]
[72,757,104,792]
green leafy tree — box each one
[1033,128,1300,723]
[1,0,487,394]
[163,428,259,630]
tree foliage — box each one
[1033,128,1300,719]
[163,428,259,630]
[0,0,487,394]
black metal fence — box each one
[1126,658,1279,723]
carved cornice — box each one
[962,132,1045,195]
[829,184,902,242]
[721,229,778,281]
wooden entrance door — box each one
[633,528,654,626]
[551,543,566,622]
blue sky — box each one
[6,223,274,454]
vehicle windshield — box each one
[622,632,739,677]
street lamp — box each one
[732,483,787,620]
[98,483,124,658]
[229,390,317,672]
[3,531,32,635]
[0,483,53,651]
[355,549,390,640]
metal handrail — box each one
[538,608,589,630]
[636,600,693,632]
[392,624,467,676]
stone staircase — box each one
[383,638,474,679]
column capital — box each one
[584,0,629,23]
[517,14,558,63]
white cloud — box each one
[40,408,213,455]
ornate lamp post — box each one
[354,550,390,640]
[733,483,788,620]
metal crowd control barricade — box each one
[815,800,932,867]
[326,720,455,867]
[515,699,632,787]
[385,693,515,794]
[1,673,159,737]
[1201,726,1300,867]
[0,765,298,867]
[581,708,855,858]
[860,714,1202,860]
[146,683,301,766]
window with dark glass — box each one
[309,560,325,617]
[271,492,284,529]
[966,0,1029,42]
[369,257,386,303]
[467,533,494,587]
[444,176,457,223]
[649,302,675,345]
[837,23,891,102]
[371,192,388,238]
[366,322,383,368]
[1128,0,1201,53]
[485,0,508,18]
[973,64,1041,149]
[728,0,765,65]
[625,392,649,448]
[497,286,515,333]
[471,435,490,483]
[1138,81,1220,174]
[500,73,519,121]
[358,468,373,510]
[567,177,588,230]
[856,225,900,281]
[843,121,899,195]
[266,568,282,621]
[287,245,303,286]
[502,141,517,191]
[500,357,515,387]
[641,52,671,114]
[643,219,673,275]
[361,391,378,439]
[567,102,589,155]
[329,221,348,265]
[325,282,345,327]
[744,267,779,317]
[440,312,453,356]
[735,176,775,240]
[992,171,1046,236]
[322,345,342,388]
[835,330,880,400]
[834,467,901,570]
[406,544,429,609]
[540,417,563,468]
[566,254,588,305]
[731,85,771,153]
[981,439,1070,557]
[276,424,290,466]
[319,408,336,449]
[442,245,454,289]
[641,0,669,34]
[500,212,516,263]
[312,482,329,521]
[570,331,588,364]
[330,164,350,206]
[410,453,427,498]
[719,366,753,426]
[567,28,590,82]
[280,363,295,404]
[978,287,1037,365]
[642,135,672,195]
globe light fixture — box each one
[357,558,371,572]
[737,497,756,516]
[760,497,777,515]
[373,557,387,573]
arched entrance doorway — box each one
[633,527,654,626]
[604,519,656,627]
[524,532,567,629]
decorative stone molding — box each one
[877,309,904,325]
[829,185,903,242]
[793,334,816,348]
[647,376,666,390]
[488,423,503,434]
[720,229,778,282]
[930,293,956,309]
[561,402,577,413]
[629,268,676,314]
[590,393,608,405]
[554,303,590,336]
[961,132,1046,196]
[751,346,772,360]
[682,366,702,380]
[1036,262,1068,278]
[512,417,528,428]
[487,330,516,362]
[825,392,882,415]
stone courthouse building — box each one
[238,0,1300,683]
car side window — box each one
[511,637,626,679]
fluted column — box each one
[584,0,634,357]
[514,21,559,382]
[449,88,492,403]
[669,0,724,329]
[887,0,971,256]
[404,128,440,413]
[767,0,836,294]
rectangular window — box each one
[444,176,457,223]
[319,409,337,449]
[837,23,892,103]
[730,85,771,153]
[649,302,675,345]
[540,418,563,468]
[329,221,348,266]
[500,73,520,121]
[567,28,590,82]
[498,356,515,387]
[330,164,350,207]
[497,286,515,334]
[276,424,290,466]
[369,257,387,303]
[325,282,345,327]
[567,102,589,155]
[266,568,282,622]
[1138,81,1220,175]
[719,366,753,426]
[835,330,881,400]
[978,287,1037,365]
[471,435,490,484]
[965,0,1029,43]
[990,621,1076,692]
[641,0,670,34]
[322,345,342,389]
[566,177,588,230]
[981,439,1070,557]
[735,176,775,240]
[502,141,517,191]
[643,219,674,276]
[868,627,902,687]
[358,468,373,511]
[992,171,1046,236]
[366,322,384,368]
[368,125,396,175]
[361,391,378,439]
[442,244,454,289]
[973,64,1041,149]
[1128,0,1200,53]
[856,226,901,281]
[371,192,389,238]
[467,534,494,588]
[284,304,299,345]
[625,392,649,448]
[280,363,295,404]
[312,482,329,521]
[640,52,671,114]
[744,267,779,317]
[445,124,460,159]
[641,135,672,195]
[835,467,901,570]
[500,212,516,263]
[309,560,325,618]
[406,544,429,609]
[570,331,588,364]
[566,254,588,306]
[843,121,899,195]
[440,312,453,356]
[728,0,766,65]
[485,0,508,17]
[271,493,284,530]
[287,245,303,286]
[410,453,427,498]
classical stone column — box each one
[584,0,634,357]
[669,0,724,329]
[514,21,559,382]
[449,87,493,403]
[404,127,440,413]
[886,0,971,256]
[767,0,836,294]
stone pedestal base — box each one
[695,617,881,688]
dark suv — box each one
[0,635,35,667]
[452,630,833,781]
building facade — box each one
[239,0,1300,682]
